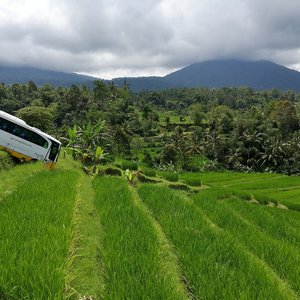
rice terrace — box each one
[1,150,300,299]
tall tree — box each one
[269,100,299,136]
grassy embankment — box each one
[65,173,105,299]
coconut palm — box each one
[225,148,243,170]
[185,133,203,156]
[239,130,264,167]
[259,137,286,169]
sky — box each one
[0,0,300,79]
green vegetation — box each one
[0,158,42,201]
[120,160,138,170]
[184,178,202,186]
[65,174,105,299]
[193,193,300,295]
[0,150,14,170]
[138,185,295,299]
[92,177,186,299]
[0,169,79,299]
[2,82,300,175]
[162,171,179,182]
[1,156,300,298]
[142,167,156,177]
[2,78,300,298]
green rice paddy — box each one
[1,157,300,299]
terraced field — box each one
[1,160,300,299]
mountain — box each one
[112,60,300,92]
[0,66,97,86]
[164,60,300,91]
[1,60,300,91]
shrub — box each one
[185,178,202,187]
[142,150,153,166]
[0,152,14,170]
[102,154,115,163]
[183,164,200,172]
[168,183,190,191]
[121,160,138,170]
[162,172,178,182]
[253,193,275,205]
[104,167,122,176]
[232,190,251,201]
[200,160,224,171]
[137,174,159,183]
[143,168,156,177]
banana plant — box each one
[124,169,142,186]
[60,125,80,159]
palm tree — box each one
[185,133,203,156]
[225,148,243,170]
[259,137,286,169]
[160,126,190,168]
[204,131,221,160]
[239,130,264,167]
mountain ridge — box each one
[112,60,300,91]
[0,65,97,87]
[1,60,300,91]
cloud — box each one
[0,0,300,78]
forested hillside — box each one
[1,80,300,175]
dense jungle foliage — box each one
[1,80,300,174]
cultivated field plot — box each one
[1,164,300,299]
[0,166,79,299]
[181,171,300,210]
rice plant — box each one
[138,184,290,299]
[142,167,156,177]
[93,177,185,299]
[162,171,178,182]
[120,160,138,170]
[193,193,300,296]
[0,170,79,299]
[224,199,300,249]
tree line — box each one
[1,80,300,174]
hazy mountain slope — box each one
[164,60,300,91]
[1,60,300,91]
[113,60,300,91]
[0,66,97,86]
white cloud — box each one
[0,0,300,78]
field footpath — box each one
[65,172,105,300]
